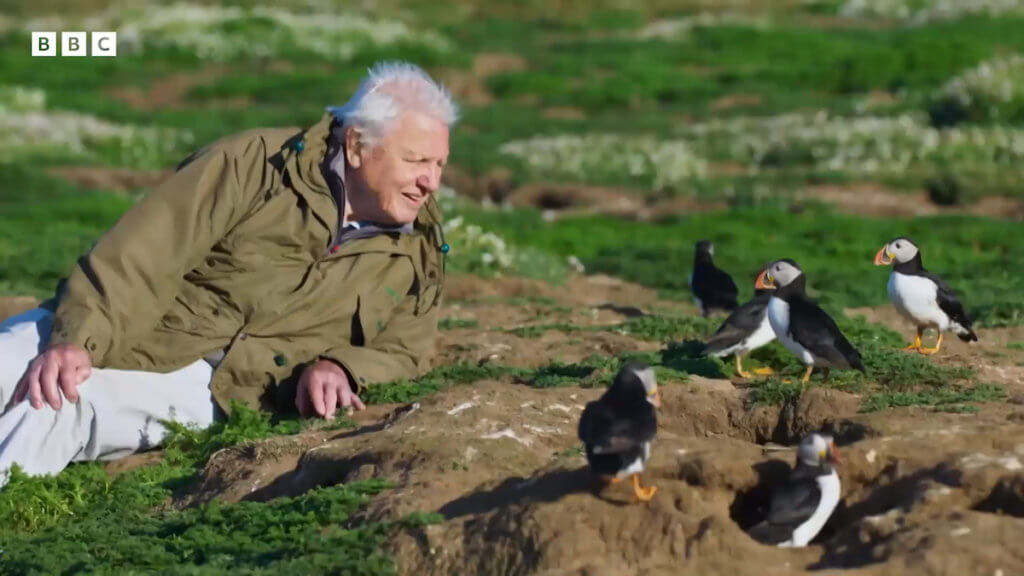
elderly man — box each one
[0,61,456,485]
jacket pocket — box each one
[354,292,391,345]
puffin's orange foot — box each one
[903,332,923,352]
[631,474,657,502]
[752,367,775,375]
[736,370,753,379]
[918,334,943,356]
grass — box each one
[2,1,1022,572]
[360,363,530,405]
[502,315,722,341]
[439,318,480,330]
[463,204,1024,327]
[0,403,343,534]
[860,383,1005,413]
[0,403,431,576]
[0,475,439,575]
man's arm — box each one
[49,139,268,365]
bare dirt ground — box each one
[803,185,1024,221]
[70,274,1019,576]
[107,65,236,110]
[438,53,527,106]
[5,274,1020,575]
[439,176,1023,222]
[47,166,171,192]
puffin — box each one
[874,237,978,355]
[702,289,777,378]
[689,240,739,317]
[578,362,660,502]
[747,432,841,547]
[755,260,865,383]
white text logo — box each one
[32,32,117,57]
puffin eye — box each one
[895,243,901,249]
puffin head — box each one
[694,240,715,261]
[755,259,802,290]
[614,362,660,408]
[874,237,919,266]
[798,432,840,468]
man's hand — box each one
[296,359,365,419]
[13,344,93,410]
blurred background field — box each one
[1,1,1023,573]
[1,0,1021,322]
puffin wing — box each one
[703,294,770,354]
[788,298,864,370]
[578,400,604,445]
[694,264,739,310]
[710,266,740,309]
[765,475,822,526]
[921,271,976,336]
[746,473,821,544]
[585,406,656,455]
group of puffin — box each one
[576,237,976,548]
[697,237,977,380]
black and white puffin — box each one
[702,289,777,378]
[689,240,739,317]
[874,237,978,355]
[747,432,841,547]
[578,362,660,502]
[755,260,865,383]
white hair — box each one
[327,61,459,148]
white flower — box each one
[17,3,451,62]
[499,134,707,192]
[634,12,771,41]
[839,0,1024,24]
[0,85,191,168]
[677,110,1024,176]
[934,53,1024,120]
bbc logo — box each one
[32,32,117,57]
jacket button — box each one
[440,243,450,254]
[274,354,287,366]
[293,140,304,152]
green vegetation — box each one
[0,404,428,576]
[1,0,1021,572]
[360,363,530,405]
[463,204,1024,327]
[0,475,438,575]
[439,317,480,330]
[860,383,1005,413]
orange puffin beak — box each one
[649,389,662,408]
[874,245,893,266]
[754,270,775,290]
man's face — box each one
[345,110,450,225]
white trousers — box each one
[0,309,217,487]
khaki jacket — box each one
[48,113,446,413]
